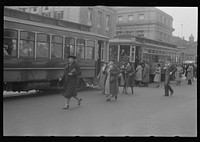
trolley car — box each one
[3,8,109,92]
[109,34,182,82]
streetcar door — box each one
[96,40,103,76]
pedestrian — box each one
[59,55,82,109]
[163,58,177,96]
[175,64,183,86]
[97,61,108,94]
[142,62,149,87]
[187,63,193,85]
[103,60,120,101]
[135,63,143,87]
[153,63,161,87]
[121,60,135,94]
[185,64,189,81]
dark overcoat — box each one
[61,62,81,98]
[122,65,135,87]
[164,63,177,85]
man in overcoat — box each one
[164,59,177,96]
[59,55,82,109]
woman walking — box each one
[121,61,135,94]
[97,61,108,94]
[175,64,183,86]
[187,64,193,85]
[153,64,161,87]
[135,63,143,87]
[103,60,120,101]
[59,55,82,109]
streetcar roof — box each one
[109,38,141,45]
[4,7,109,40]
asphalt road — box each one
[3,79,197,136]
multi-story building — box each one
[6,6,117,38]
[114,7,175,43]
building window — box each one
[4,29,18,57]
[76,39,85,59]
[36,33,50,58]
[86,40,95,60]
[87,8,93,26]
[54,11,64,19]
[160,15,162,22]
[42,12,51,17]
[168,19,170,26]
[106,14,110,31]
[128,15,133,21]
[138,14,145,20]
[19,31,35,58]
[97,11,102,28]
[44,6,48,10]
[64,37,75,58]
[118,16,123,22]
[33,7,37,12]
[137,30,144,37]
[164,17,166,24]
[19,8,27,12]
[51,35,63,59]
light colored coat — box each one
[135,65,143,81]
[175,66,183,81]
[187,65,193,80]
[142,63,149,83]
[154,67,161,82]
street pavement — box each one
[3,79,197,136]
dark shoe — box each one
[115,95,117,100]
[106,98,111,101]
[63,104,69,109]
[78,98,82,106]
[170,91,174,96]
[163,95,169,96]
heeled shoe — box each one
[63,104,69,109]
[78,98,82,106]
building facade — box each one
[114,7,174,43]
[6,6,117,38]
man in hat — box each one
[59,55,82,109]
[163,58,177,96]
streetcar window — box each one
[19,31,35,58]
[36,33,50,58]
[64,37,75,58]
[51,35,63,59]
[109,45,118,62]
[4,29,17,57]
[86,40,95,60]
[119,45,130,61]
[76,39,85,59]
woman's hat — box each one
[68,55,77,59]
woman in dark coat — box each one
[103,60,120,101]
[121,61,135,94]
[59,56,82,109]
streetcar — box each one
[108,34,182,82]
[3,8,109,92]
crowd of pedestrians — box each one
[59,55,196,109]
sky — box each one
[156,7,198,41]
